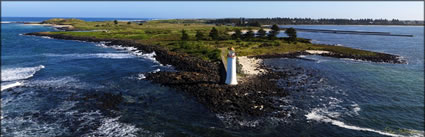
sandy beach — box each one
[305,50,331,54]
[238,56,266,75]
[24,23,74,29]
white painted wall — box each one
[225,56,238,85]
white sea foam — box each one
[216,113,261,128]
[351,103,361,115]
[277,66,401,136]
[216,112,290,129]
[41,36,53,39]
[96,43,109,48]
[83,117,141,137]
[27,76,102,90]
[305,108,413,137]
[1,65,45,81]
[82,114,164,137]
[44,53,135,59]
[316,59,329,63]
[137,74,146,80]
[1,116,69,137]
[77,111,165,137]
[96,44,138,51]
[131,51,160,64]
[2,90,160,136]
[1,98,72,136]
[1,81,24,91]
[151,68,161,73]
[1,21,12,24]
[94,43,161,64]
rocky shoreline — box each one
[24,32,290,116]
[253,50,407,64]
[23,32,406,117]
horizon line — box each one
[2,16,424,21]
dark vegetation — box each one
[208,17,424,26]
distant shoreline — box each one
[276,24,424,26]
[8,22,422,27]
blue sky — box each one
[2,2,424,20]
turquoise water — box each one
[1,18,424,137]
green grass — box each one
[41,18,383,62]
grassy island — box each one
[30,18,404,64]
[24,18,406,116]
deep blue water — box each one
[1,18,424,137]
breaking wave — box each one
[1,81,24,91]
[1,65,45,82]
[41,36,53,39]
[137,74,146,80]
[95,43,162,65]
[44,53,135,59]
[26,76,104,90]
[1,88,161,137]
[305,109,423,137]
[271,60,420,137]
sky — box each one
[1,2,424,20]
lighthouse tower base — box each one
[225,57,238,85]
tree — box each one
[257,28,266,38]
[114,20,118,25]
[209,27,219,40]
[267,31,277,40]
[252,21,262,27]
[268,24,280,39]
[243,29,254,40]
[195,30,205,41]
[127,21,131,25]
[285,27,297,42]
[271,24,280,33]
[181,29,189,41]
[231,29,242,40]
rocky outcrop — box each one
[24,32,289,116]
[254,51,406,64]
[24,32,405,117]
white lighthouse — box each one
[225,47,238,85]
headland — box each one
[24,18,407,116]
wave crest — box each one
[1,65,45,82]
[305,109,414,137]
[44,53,135,59]
[1,82,24,91]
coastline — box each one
[238,56,266,76]
[23,23,75,30]
[252,50,406,64]
[23,31,408,116]
[275,24,424,26]
[24,32,291,116]
[11,21,422,136]
[22,17,408,117]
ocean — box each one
[1,17,424,136]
